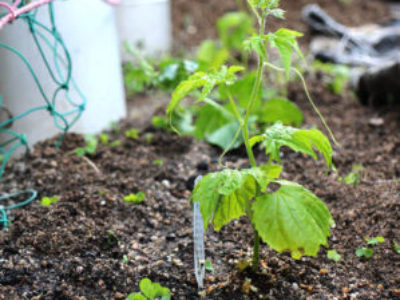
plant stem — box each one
[252,230,260,270]
[242,12,267,271]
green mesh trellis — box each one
[0,1,87,229]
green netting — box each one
[0,1,86,229]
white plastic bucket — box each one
[116,0,172,60]
[0,0,126,154]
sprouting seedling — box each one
[75,134,98,157]
[365,236,385,246]
[123,192,146,204]
[168,0,336,271]
[145,133,154,143]
[99,133,109,145]
[126,278,170,300]
[340,164,363,185]
[205,260,214,273]
[122,255,129,264]
[110,140,121,148]
[356,236,385,259]
[40,196,59,207]
[356,247,374,259]
[393,242,400,254]
[153,159,164,166]
[125,129,140,140]
[327,249,341,262]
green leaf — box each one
[356,247,374,259]
[125,129,140,140]
[252,123,333,168]
[205,121,243,150]
[365,236,385,246]
[393,242,400,254]
[110,140,121,148]
[270,8,285,19]
[99,133,109,145]
[40,196,59,207]
[192,167,276,231]
[126,293,147,300]
[167,66,243,114]
[260,98,303,126]
[153,159,164,166]
[249,0,280,10]
[197,40,229,72]
[123,192,146,204]
[205,260,214,273]
[327,249,341,262]
[265,28,303,78]
[75,147,86,157]
[217,12,254,51]
[193,99,252,150]
[140,278,154,298]
[139,278,170,300]
[244,35,267,60]
[252,180,334,259]
[219,72,261,108]
[168,72,208,113]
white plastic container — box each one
[0,0,126,154]
[116,0,172,60]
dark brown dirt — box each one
[1,1,400,300]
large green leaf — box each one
[252,180,334,259]
[250,123,333,168]
[260,97,303,126]
[192,166,280,231]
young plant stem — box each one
[242,12,267,271]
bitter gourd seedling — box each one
[168,0,336,270]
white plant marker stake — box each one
[193,175,205,289]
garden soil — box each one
[1,0,399,299]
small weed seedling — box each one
[168,0,336,270]
[99,133,109,145]
[127,278,170,300]
[40,196,59,207]
[340,164,363,185]
[356,236,385,259]
[205,260,214,273]
[327,249,341,262]
[122,255,129,264]
[356,247,374,259]
[124,192,146,204]
[110,140,122,148]
[365,236,385,246]
[125,129,140,140]
[393,242,400,254]
[153,159,164,166]
[312,60,350,95]
[75,134,98,157]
